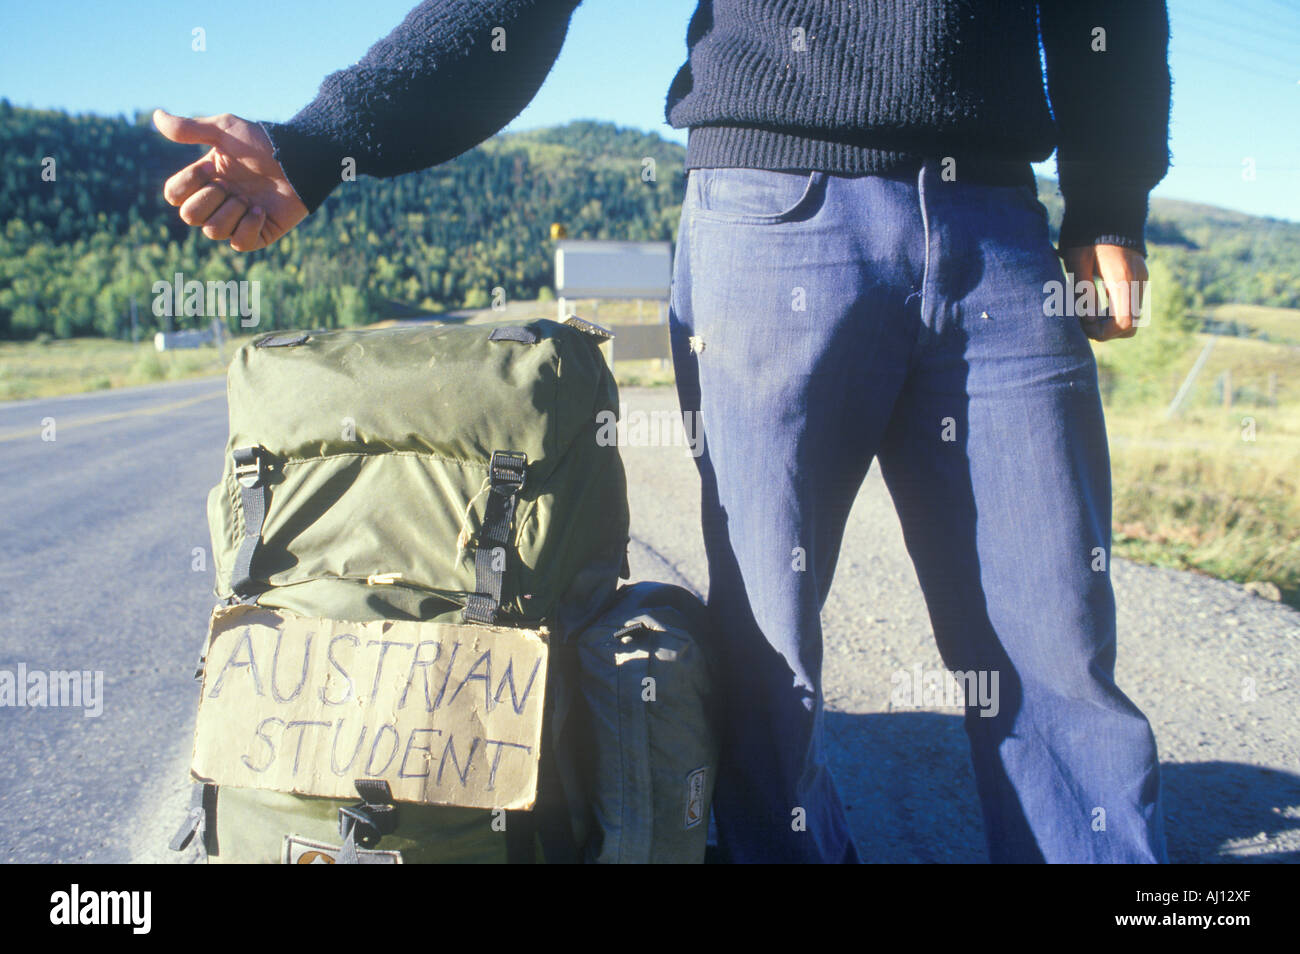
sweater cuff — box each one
[1058,186,1151,257]
[260,121,343,215]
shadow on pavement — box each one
[823,711,1300,864]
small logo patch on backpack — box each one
[282,835,403,864]
[685,767,708,830]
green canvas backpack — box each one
[172,316,630,864]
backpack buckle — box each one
[233,446,265,488]
[338,779,398,849]
[489,450,526,492]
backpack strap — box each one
[488,325,539,344]
[169,781,218,857]
[255,332,310,348]
[230,445,270,601]
[463,451,527,624]
[336,779,399,864]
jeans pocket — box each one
[691,168,825,225]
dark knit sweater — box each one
[262,0,1170,252]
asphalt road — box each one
[1,379,1297,863]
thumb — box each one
[153,109,227,147]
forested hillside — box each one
[0,103,685,339]
[1,100,1297,340]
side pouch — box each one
[574,583,717,863]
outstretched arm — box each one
[156,0,582,251]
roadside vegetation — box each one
[0,334,233,401]
[1098,263,1299,607]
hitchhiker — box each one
[155,0,1170,864]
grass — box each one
[1203,303,1300,345]
[1109,440,1300,605]
[1101,330,1300,608]
[0,336,234,401]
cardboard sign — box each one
[191,605,548,810]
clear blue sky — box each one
[1,0,1297,221]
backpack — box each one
[564,582,719,863]
[171,316,629,864]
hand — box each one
[1061,244,1148,341]
[153,109,309,252]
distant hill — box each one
[1034,183,1300,310]
[1,100,1296,339]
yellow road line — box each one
[0,389,225,443]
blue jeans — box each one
[668,164,1167,863]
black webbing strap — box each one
[230,446,269,602]
[488,326,538,344]
[337,779,398,864]
[169,782,218,855]
[463,451,527,625]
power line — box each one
[1173,14,1300,70]
[1173,20,1300,82]
[1175,42,1299,84]
[1257,0,1300,22]
[1173,35,1300,80]
[1181,0,1300,36]
[1175,6,1300,51]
